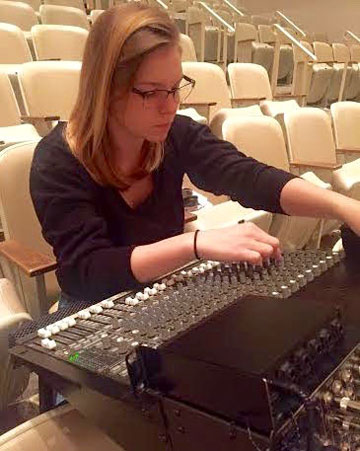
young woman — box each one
[30,3,360,305]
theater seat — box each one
[0,404,125,451]
[0,71,40,150]
[222,115,331,249]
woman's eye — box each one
[144,91,157,99]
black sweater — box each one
[30,115,296,301]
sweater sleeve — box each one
[173,116,297,214]
[30,129,140,301]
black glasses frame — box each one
[131,75,196,102]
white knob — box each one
[55,321,68,331]
[47,325,60,335]
[66,317,76,327]
[41,338,56,350]
[38,328,51,339]
[77,310,91,320]
[89,305,103,314]
[101,300,114,308]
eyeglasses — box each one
[131,75,195,110]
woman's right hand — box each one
[195,222,281,265]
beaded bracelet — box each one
[194,229,201,260]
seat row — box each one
[0,21,196,64]
[0,0,92,30]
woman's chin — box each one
[147,128,170,142]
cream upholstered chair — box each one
[0,403,125,451]
[0,23,32,109]
[209,104,263,139]
[0,71,40,149]
[283,107,360,235]
[18,60,81,135]
[312,41,346,104]
[257,24,293,83]
[43,0,86,12]
[10,0,41,11]
[0,278,32,411]
[89,9,104,24]
[222,115,331,249]
[31,24,88,61]
[283,107,342,182]
[233,23,273,76]
[184,201,272,234]
[346,44,360,101]
[186,5,219,63]
[181,62,231,121]
[0,22,32,64]
[228,63,272,107]
[179,33,197,62]
[331,43,353,102]
[330,101,360,163]
[39,5,90,30]
[0,1,38,31]
[303,41,333,106]
[227,63,301,110]
[0,141,59,319]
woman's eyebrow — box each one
[135,76,184,88]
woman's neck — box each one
[108,118,144,176]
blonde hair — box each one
[65,4,180,189]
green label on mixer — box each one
[69,352,79,363]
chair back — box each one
[180,33,197,62]
[0,22,32,64]
[228,62,272,104]
[18,60,81,120]
[222,115,289,170]
[330,101,360,151]
[0,71,21,126]
[31,24,88,61]
[182,62,231,121]
[0,0,38,31]
[221,115,323,249]
[283,107,337,181]
[0,142,59,317]
[43,0,86,11]
[40,4,89,30]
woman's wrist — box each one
[182,231,199,261]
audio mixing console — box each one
[11,248,360,451]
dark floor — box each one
[0,373,40,435]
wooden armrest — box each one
[0,240,57,277]
[232,97,266,101]
[21,115,60,122]
[236,39,255,43]
[181,102,217,107]
[273,94,307,98]
[185,211,197,223]
[290,160,342,170]
[336,147,360,154]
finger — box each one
[247,240,277,259]
[239,249,263,265]
[241,223,280,248]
